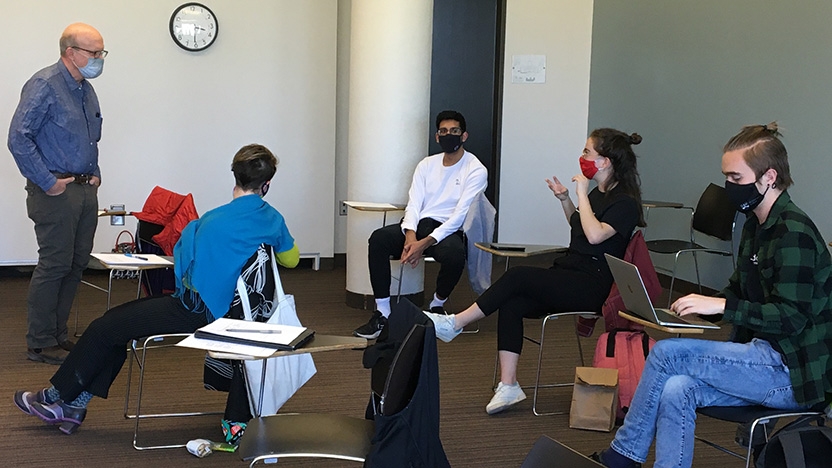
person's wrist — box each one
[556,191,569,201]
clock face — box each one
[169,2,218,51]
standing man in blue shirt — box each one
[8,23,107,365]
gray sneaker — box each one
[423,311,461,343]
[486,382,526,415]
[27,346,68,365]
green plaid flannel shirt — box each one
[722,191,832,409]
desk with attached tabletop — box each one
[641,200,685,209]
[343,201,406,226]
[343,201,408,307]
[618,310,705,335]
[641,200,686,239]
[76,253,173,336]
[474,242,567,272]
[207,334,368,418]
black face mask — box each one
[438,134,463,154]
[724,180,768,213]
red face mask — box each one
[579,157,599,179]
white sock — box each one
[429,293,447,309]
[375,298,391,318]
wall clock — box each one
[169,2,218,51]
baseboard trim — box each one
[345,290,425,311]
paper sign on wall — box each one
[511,55,546,84]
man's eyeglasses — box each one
[437,127,463,136]
[71,46,108,59]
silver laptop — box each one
[605,254,720,330]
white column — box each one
[345,0,434,305]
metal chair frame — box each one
[492,311,596,416]
[644,184,738,307]
[695,407,825,468]
[242,324,427,466]
[123,333,224,450]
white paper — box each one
[194,317,307,347]
[511,54,546,84]
[343,201,404,210]
[91,253,173,267]
[176,334,276,358]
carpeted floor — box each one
[1,255,741,467]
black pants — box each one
[50,295,251,422]
[368,218,465,300]
[475,254,613,354]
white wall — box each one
[498,0,594,245]
[0,0,337,264]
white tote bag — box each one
[237,248,316,416]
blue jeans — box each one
[610,338,804,468]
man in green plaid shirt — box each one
[593,123,832,468]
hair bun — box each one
[761,122,779,133]
[629,133,643,145]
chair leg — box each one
[395,262,404,303]
[531,315,586,416]
[123,339,139,419]
[692,251,703,295]
[491,314,588,416]
[668,253,682,308]
[129,335,224,450]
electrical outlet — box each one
[110,204,125,226]
[340,201,348,216]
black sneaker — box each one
[353,311,387,339]
[429,305,446,315]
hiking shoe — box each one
[30,400,87,434]
[353,311,388,340]
[423,311,461,343]
[14,389,49,415]
[58,340,76,351]
[486,382,526,415]
[27,346,68,365]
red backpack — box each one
[592,329,656,422]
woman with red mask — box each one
[425,128,645,415]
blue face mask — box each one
[76,57,104,79]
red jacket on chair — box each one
[132,186,199,256]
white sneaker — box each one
[486,382,526,415]
[422,311,461,343]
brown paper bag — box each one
[569,367,619,432]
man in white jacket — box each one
[353,110,488,339]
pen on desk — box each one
[125,253,149,261]
[225,328,282,334]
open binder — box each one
[194,317,315,351]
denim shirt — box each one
[7,60,102,192]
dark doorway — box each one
[428,0,506,208]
